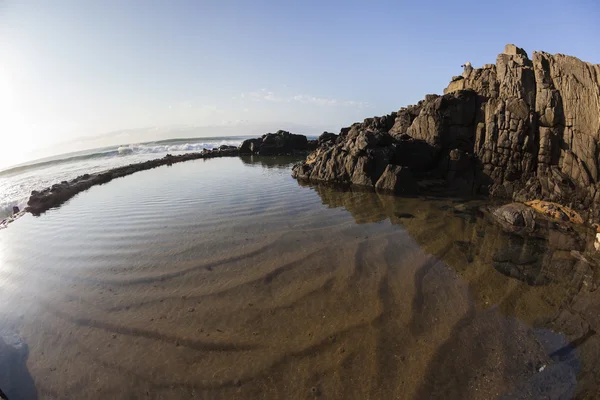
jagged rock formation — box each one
[293,45,600,221]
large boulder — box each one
[492,203,536,229]
[239,138,262,155]
[240,130,309,156]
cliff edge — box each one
[292,45,600,221]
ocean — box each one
[0,136,250,219]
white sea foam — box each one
[0,197,29,220]
[117,140,241,156]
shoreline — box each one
[24,146,239,216]
[10,148,596,240]
[19,129,315,218]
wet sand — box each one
[0,156,598,399]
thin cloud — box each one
[239,89,370,108]
[240,89,287,103]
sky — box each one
[0,0,599,168]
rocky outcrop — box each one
[292,90,483,197]
[293,44,600,222]
[239,130,309,155]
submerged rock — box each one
[493,203,536,230]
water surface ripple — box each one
[0,156,595,399]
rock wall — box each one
[293,45,600,222]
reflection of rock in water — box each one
[492,236,556,286]
[298,181,589,289]
[298,181,600,397]
[0,330,38,400]
[239,155,305,169]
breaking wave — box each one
[0,138,245,177]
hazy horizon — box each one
[0,121,332,170]
[1,0,599,169]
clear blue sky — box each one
[1,0,599,166]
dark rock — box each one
[318,131,338,145]
[12,206,19,215]
[259,130,308,155]
[239,138,262,155]
[492,203,536,231]
[375,165,418,195]
[293,90,483,196]
[240,130,309,156]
